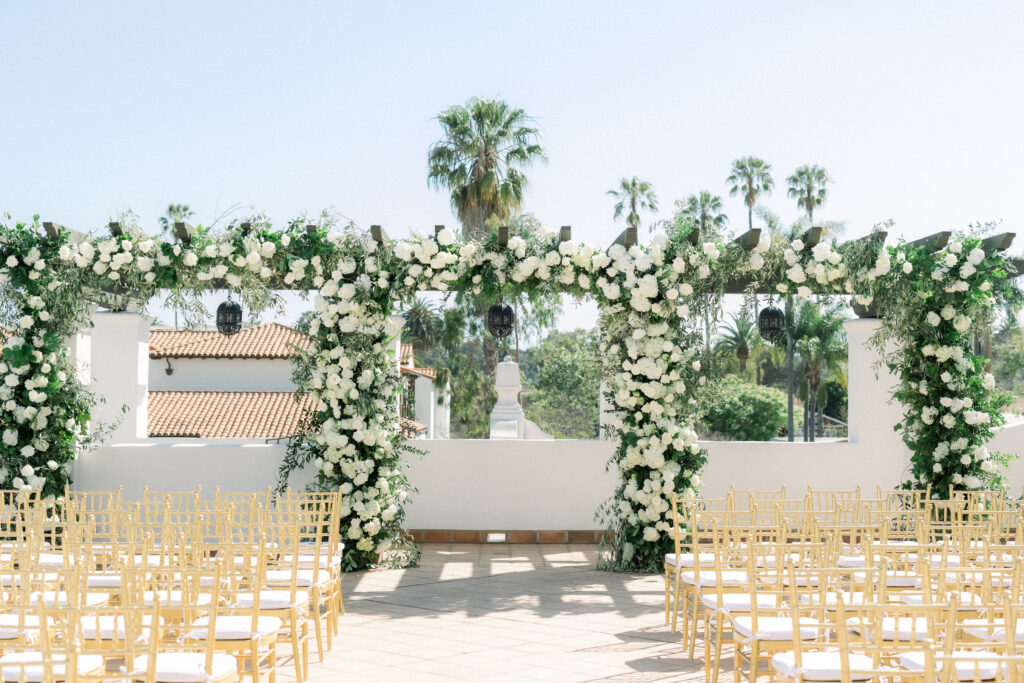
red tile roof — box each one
[149,323,309,359]
[147,390,427,439]
[148,390,314,438]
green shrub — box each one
[702,376,787,441]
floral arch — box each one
[0,214,1020,570]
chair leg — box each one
[312,596,324,662]
[688,593,699,659]
[734,648,742,683]
[250,647,260,683]
[664,572,670,625]
[711,613,724,683]
[290,618,303,682]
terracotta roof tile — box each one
[149,323,309,359]
[147,390,314,439]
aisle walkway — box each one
[289,544,716,682]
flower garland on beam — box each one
[0,214,1019,572]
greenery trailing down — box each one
[875,227,1023,495]
[701,376,786,441]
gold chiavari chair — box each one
[0,597,105,683]
[664,495,729,635]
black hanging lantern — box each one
[486,300,515,338]
[216,295,243,336]
[758,305,785,343]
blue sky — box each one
[2,1,1022,329]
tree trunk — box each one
[786,295,794,442]
[808,386,816,443]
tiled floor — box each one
[283,544,719,682]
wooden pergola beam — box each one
[370,225,388,243]
[733,228,761,251]
[42,221,88,244]
[559,226,572,242]
[803,226,823,249]
[498,226,509,248]
[981,232,1015,252]
[434,225,445,237]
[909,230,951,251]
[173,222,195,244]
[109,221,124,237]
[611,227,637,249]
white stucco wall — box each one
[148,358,295,391]
[90,312,149,441]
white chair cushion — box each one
[664,552,714,569]
[962,619,1024,642]
[36,552,71,567]
[732,616,818,641]
[900,650,1002,679]
[800,591,868,608]
[233,590,309,609]
[772,650,875,680]
[0,652,103,682]
[0,615,42,640]
[899,591,982,608]
[680,570,748,587]
[31,591,109,607]
[131,652,237,683]
[79,615,159,640]
[700,593,776,613]
[85,574,122,588]
[848,617,930,640]
[854,570,921,587]
[187,616,283,640]
[142,590,212,607]
[265,569,331,587]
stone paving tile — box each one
[276,544,719,683]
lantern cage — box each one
[486,301,515,339]
[216,296,243,336]
[758,305,785,343]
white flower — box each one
[182,251,198,267]
[953,315,971,333]
[940,305,955,320]
[436,227,455,246]
[979,281,991,292]
[933,463,942,473]
[791,239,805,252]
[902,261,913,274]
[959,264,976,278]
[966,247,984,265]
[702,243,720,260]
[642,527,659,542]
[20,464,34,477]
[943,253,957,267]
[5,255,17,267]
[18,316,33,330]
[259,241,276,258]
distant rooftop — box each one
[149,322,308,360]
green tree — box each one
[400,299,444,353]
[702,376,786,441]
[791,300,849,441]
[158,204,194,239]
[521,329,602,439]
[607,176,659,235]
[726,156,774,231]
[786,164,830,223]
[427,98,546,240]
[675,191,727,241]
[714,313,755,372]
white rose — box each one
[436,227,455,246]
[902,261,913,274]
[926,312,941,327]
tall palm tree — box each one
[401,299,444,352]
[714,313,755,371]
[726,157,774,231]
[427,98,546,240]
[786,164,830,223]
[607,177,658,234]
[158,204,194,239]
[791,300,849,441]
[676,191,727,241]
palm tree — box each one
[607,177,658,235]
[791,300,849,441]
[676,191,727,241]
[714,313,755,372]
[427,98,546,240]
[726,157,774,231]
[401,299,444,353]
[158,204,194,239]
[786,164,830,223]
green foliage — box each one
[521,329,602,439]
[786,165,830,222]
[702,376,786,441]
[427,98,546,240]
[607,177,659,232]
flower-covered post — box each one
[883,235,1022,494]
